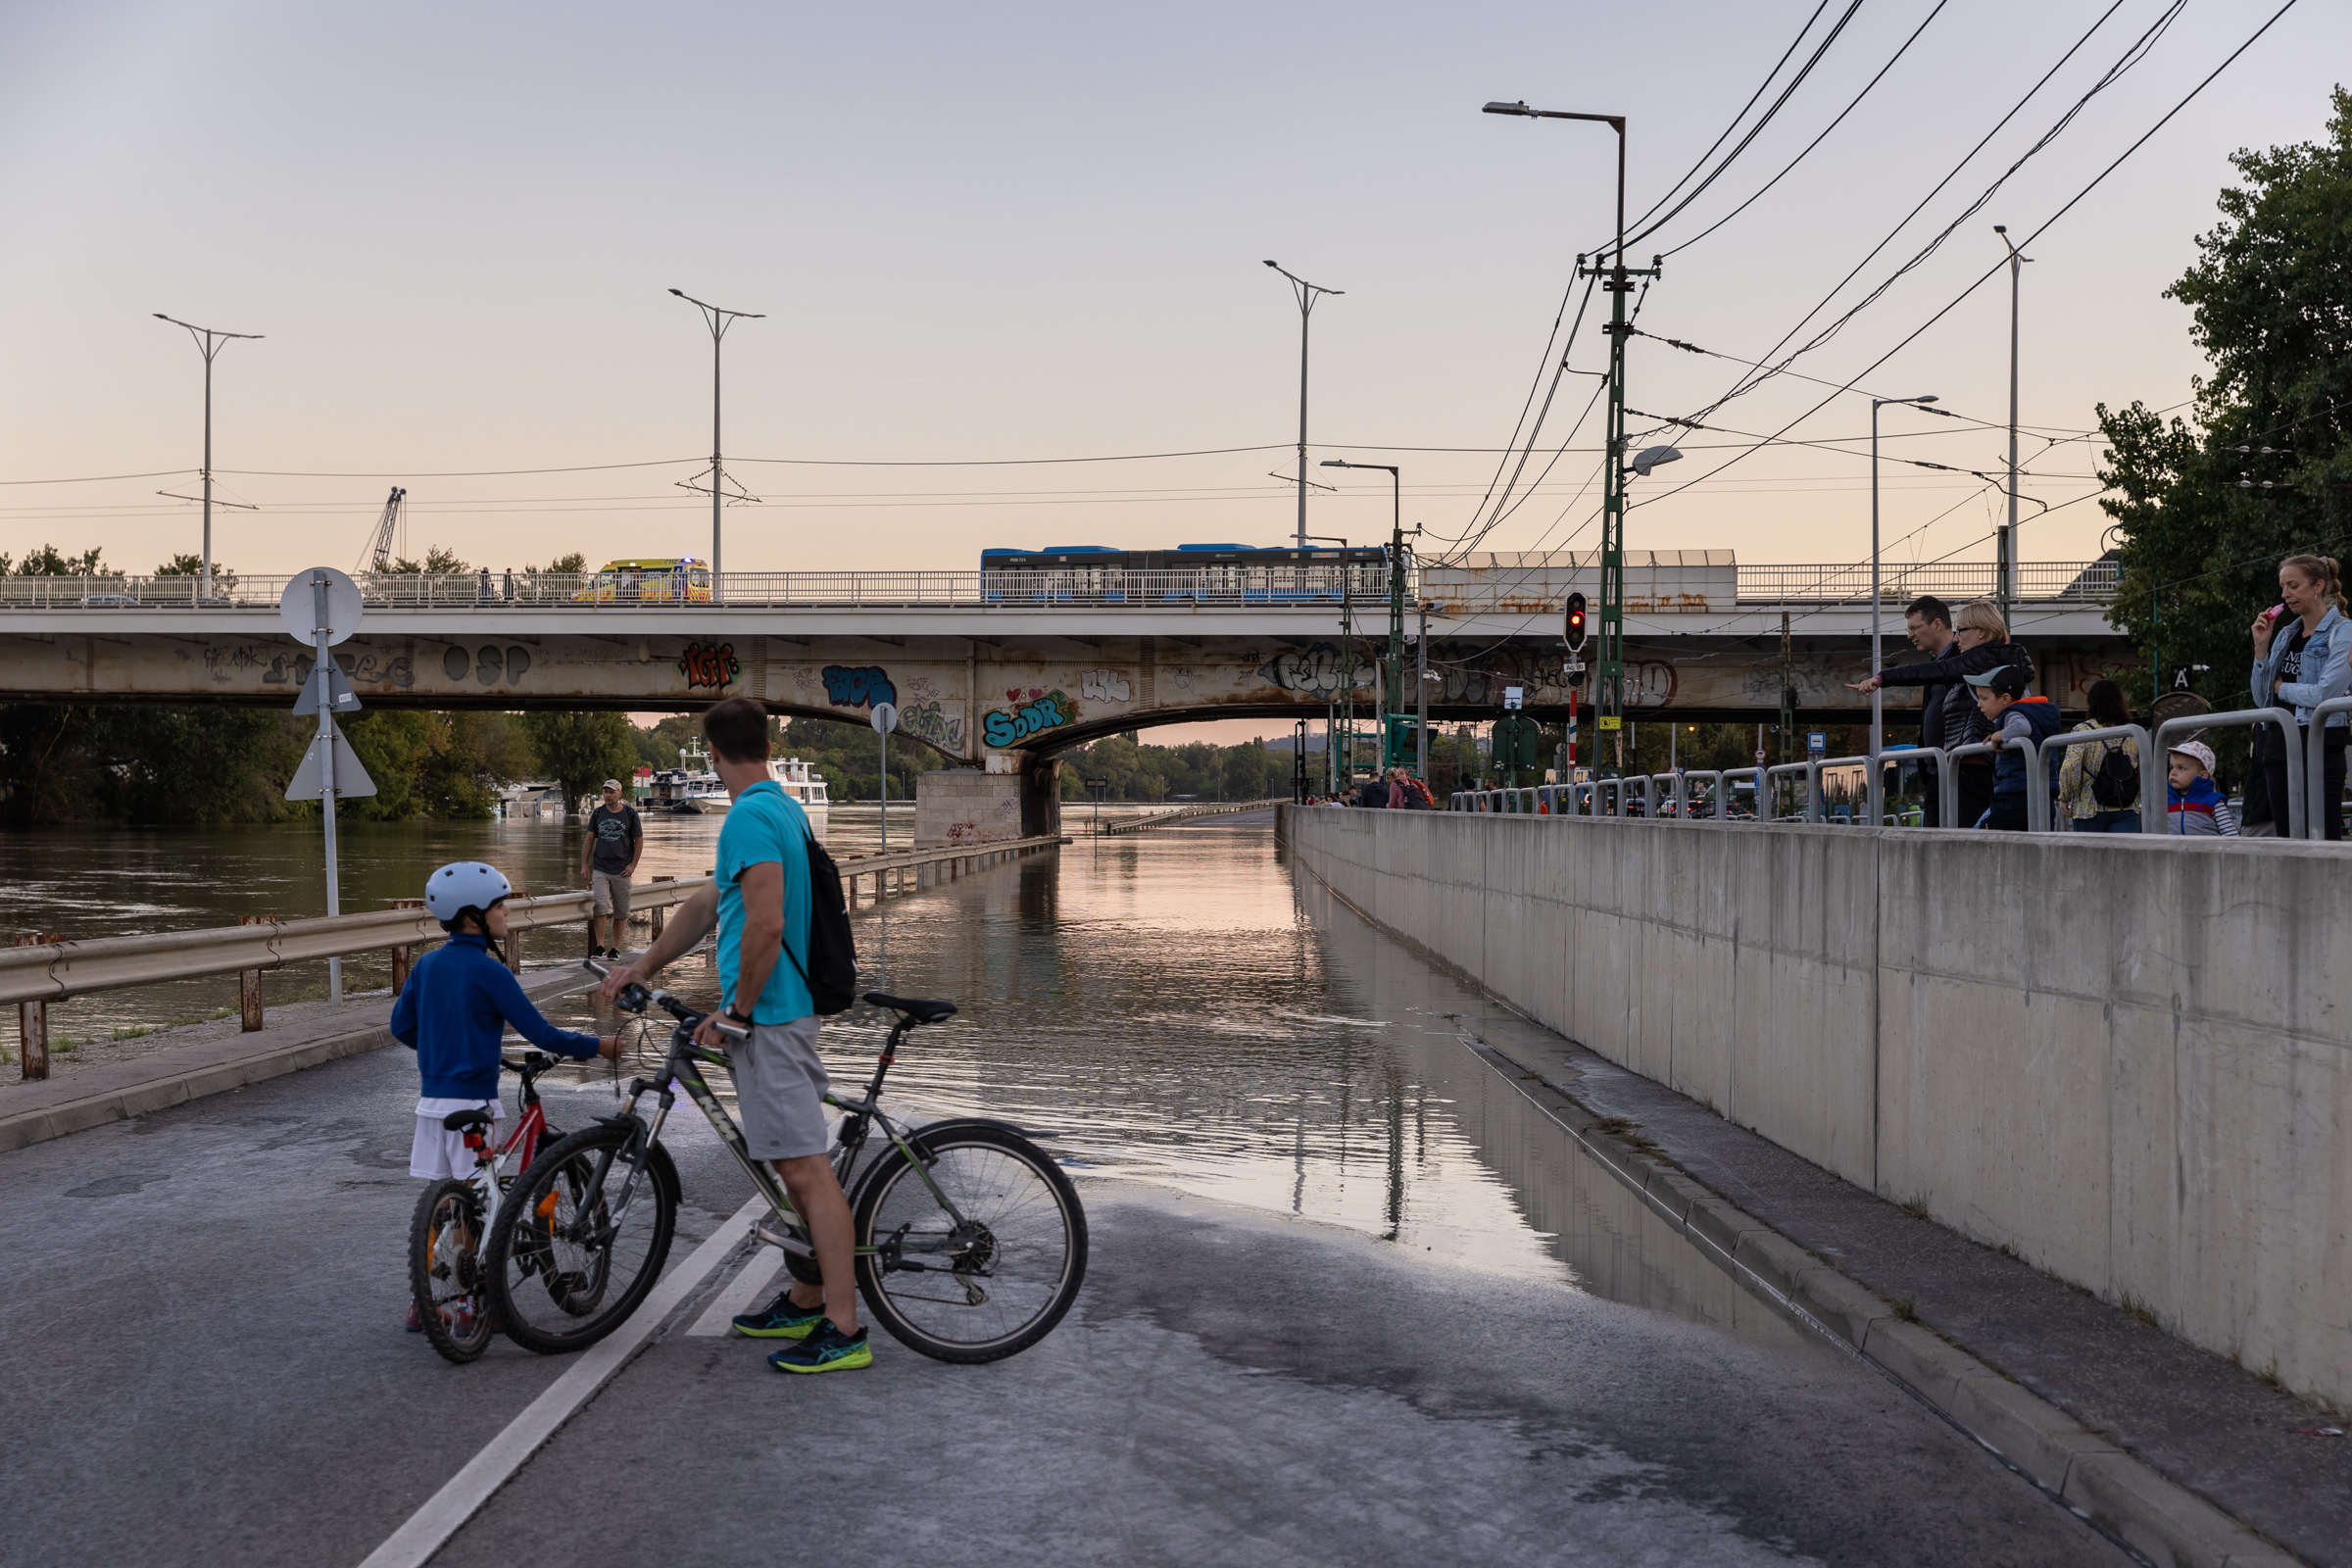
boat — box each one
[644,741,831,838]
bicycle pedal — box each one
[752,1218,806,1251]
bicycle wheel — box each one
[852,1120,1087,1363]
[409,1179,495,1365]
[486,1123,677,1355]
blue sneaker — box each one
[768,1318,872,1374]
[732,1289,825,1340]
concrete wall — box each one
[1282,807,2352,1412]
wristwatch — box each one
[723,1005,754,1029]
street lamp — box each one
[1871,394,1938,828]
[669,288,765,599]
[1325,458,1415,773]
[1265,260,1343,550]
[154,314,263,601]
[1992,225,2034,622]
[1483,98,1652,776]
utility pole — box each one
[1871,395,1940,826]
[1779,612,1794,766]
[1415,600,1430,781]
[154,315,263,601]
[1484,102,1654,778]
[1265,261,1343,550]
[1322,461,1413,768]
[669,289,764,600]
[1993,226,2031,623]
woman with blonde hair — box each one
[2251,553,2352,839]
[1853,597,2029,827]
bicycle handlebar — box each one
[581,956,745,1040]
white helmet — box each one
[424,861,513,927]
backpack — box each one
[2089,740,2139,809]
[775,836,859,1015]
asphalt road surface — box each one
[4,836,2128,1568]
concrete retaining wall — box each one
[1282,806,2352,1412]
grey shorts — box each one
[591,869,631,923]
[731,1015,830,1161]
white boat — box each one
[644,741,830,838]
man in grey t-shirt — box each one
[581,779,642,958]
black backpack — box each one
[2089,740,2140,809]
[776,836,859,1015]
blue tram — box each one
[979,543,1391,603]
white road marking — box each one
[686,1246,784,1336]
[356,1196,764,1568]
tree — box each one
[382,546,469,575]
[2098,87,2352,713]
[529,553,588,574]
[13,545,105,576]
[154,553,238,588]
[519,710,636,813]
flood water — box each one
[7,812,1809,1349]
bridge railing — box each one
[0,562,2122,612]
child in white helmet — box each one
[392,861,614,1330]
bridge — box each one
[0,557,2123,733]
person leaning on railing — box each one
[1851,598,2028,830]
[2056,679,2142,833]
[2249,553,2352,842]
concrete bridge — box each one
[0,558,2126,757]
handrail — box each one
[1942,743,1998,828]
[2304,697,2352,841]
[1097,799,1286,836]
[1684,769,1723,819]
[0,876,712,1009]
[2042,724,2154,834]
[2156,708,2302,839]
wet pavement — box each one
[0,822,2126,1566]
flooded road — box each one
[1,816,2122,1564]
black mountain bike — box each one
[482,965,1088,1363]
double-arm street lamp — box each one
[1871,394,1939,826]
[670,288,764,599]
[1265,261,1343,551]
[154,314,263,601]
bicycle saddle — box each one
[863,992,957,1024]
[441,1107,494,1132]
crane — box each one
[357,486,407,575]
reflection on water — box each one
[560,822,1807,1348]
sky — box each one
[2,0,2343,612]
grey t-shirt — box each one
[588,803,641,874]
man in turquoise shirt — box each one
[604,696,868,1373]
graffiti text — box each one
[981,690,1072,748]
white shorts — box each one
[411,1097,503,1180]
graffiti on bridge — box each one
[982,689,1072,748]
[677,641,741,691]
[1078,667,1131,703]
[820,664,898,709]
[439,645,533,687]
[898,699,964,750]
[1254,642,1374,699]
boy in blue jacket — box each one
[393,862,613,1330]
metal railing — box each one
[0,560,2123,613]
[2305,698,2352,842]
[1097,799,1287,836]
[2154,708,2302,839]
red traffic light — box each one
[1564,591,1589,653]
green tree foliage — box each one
[382,546,470,575]
[154,553,238,589]
[529,553,588,574]
[2099,87,2352,711]
[1053,734,1289,802]
[0,706,304,823]
[7,545,107,576]
[343,710,537,820]
[520,710,636,812]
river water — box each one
[5,812,1802,1346]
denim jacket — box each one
[2251,605,2352,728]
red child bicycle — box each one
[407,1051,564,1364]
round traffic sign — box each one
[278,566,365,647]
[870,702,899,735]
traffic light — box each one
[1564,592,1588,654]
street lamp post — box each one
[1323,459,1415,771]
[669,288,765,600]
[1992,226,2033,621]
[154,315,263,601]
[1265,261,1343,551]
[1871,395,1939,827]
[1483,101,1656,775]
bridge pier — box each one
[913,754,1060,847]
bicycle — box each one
[482,964,1088,1364]
[407,1050,565,1365]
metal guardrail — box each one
[833,833,1066,893]
[0,561,2122,613]
[1097,799,1287,836]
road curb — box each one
[0,968,599,1156]
[1294,859,2303,1568]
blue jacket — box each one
[1990,697,2065,801]
[2251,605,2351,728]
[389,934,601,1100]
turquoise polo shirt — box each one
[713,779,814,1023]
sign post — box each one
[279,567,371,1005]
[871,702,899,854]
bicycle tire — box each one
[851,1120,1087,1364]
[409,1179,496,1365]
[486,1123,677,1355]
